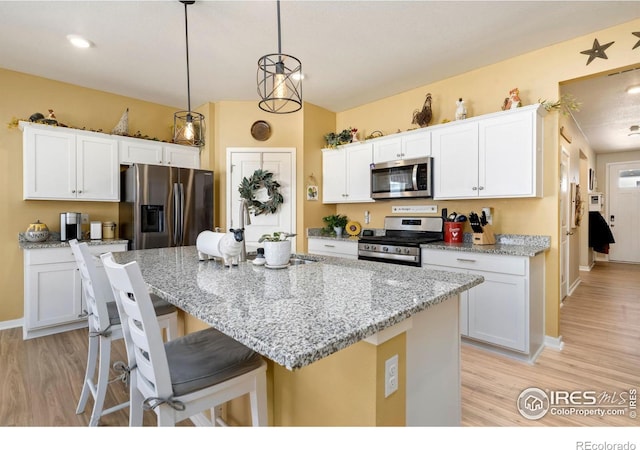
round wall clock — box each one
[251,120,272,141]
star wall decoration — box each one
[633,31,640,50]
[580,38,614,65]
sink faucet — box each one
[238,198,251,262]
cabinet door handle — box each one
[478,186,484,190]
[472,187,478,191]
[78,190,83,194]
[324,244,336,248]
[78,309,89,318]
[71,190,76,193]
[456,258,477,263]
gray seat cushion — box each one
[164,328,264,397]
[107,293,177,326]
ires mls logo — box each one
[517,387,638,420]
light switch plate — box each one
[81,213,89,224]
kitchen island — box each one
[113,246,484,426]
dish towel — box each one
[588,211,615,254]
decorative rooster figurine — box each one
[412,93,432,128]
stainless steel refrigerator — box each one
[119,164,214,250]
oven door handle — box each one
[412,164,419,191]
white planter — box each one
[263,240,291,266]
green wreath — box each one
[238,169,284,216]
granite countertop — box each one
[307,228,551,257]
[113,246,484,370]
[19,232,128,250]
[422,234,551,257]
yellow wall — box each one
[3,17,640,346]
[0,68,179,322]
[331,18,640,338]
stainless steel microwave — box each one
[370,157,433,199]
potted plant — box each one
[323,127,357,148]
[322,214,348,238]
[258,232,297,267]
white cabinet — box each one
[119,137,200,169]
[22,124,119,201]
[322,143,374,203]
[422,248,544,360]
[308,238,358,259]
[372,129,431,163]
[432,104,544,200]
[23,243,127,339]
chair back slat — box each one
[69,240,112,334]
[101,253,173,401]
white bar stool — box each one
[101,252,267,427]
[70,239,178,426]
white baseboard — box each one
[568,278,581,296]
[579,263,594,272]
[595,253,609,262]
[544,335,564,351]
[0,319,23,331]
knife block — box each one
[472,224,496,245]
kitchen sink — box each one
[289,257,316,265]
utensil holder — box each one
[472,224,496,245]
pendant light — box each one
[173,0,205,147]
[257,0,302,114]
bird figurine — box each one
[112,108,129,136]
[412,93,432,128]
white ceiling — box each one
[1,1,640,153]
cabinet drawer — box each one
[25,244,127,265]
[422,249,525,276]
[308,238,358,259]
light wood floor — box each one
[1,261,638,426]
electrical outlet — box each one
[81,213,89,224]
[384,354,399,398]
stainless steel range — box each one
[358,216,444,267]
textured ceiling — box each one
[1,1,639,153]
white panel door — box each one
[23,127,76,199]
[76,135,119,201]
[228,149,296,252]
[608,161,640,263]
[479,109,534,197]
[560,149,570,300]
[432,122,479,199]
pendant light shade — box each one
[257,0,302,114]
[174,0,205,147]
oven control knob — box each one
[382,246,389,252]
[363,244,370,250]
[405,248,411,254]
[395,248,402,253]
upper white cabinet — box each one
[22,123,119,201]
[119,137,200,169]
[372,129,431,163]
[322,143,374,203]
[432,104,545,200]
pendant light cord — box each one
[276,0,282,55]
[183,1,192,112]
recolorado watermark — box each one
[576,442,636,450]
[517,387,637,420]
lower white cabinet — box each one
[23,243,127,339]
[422,248,544,360]
[308,238,358,259]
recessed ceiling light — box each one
[629,125,640,136]
[626,85,640,94]
[66,34,93,49]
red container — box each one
[444,222,463,243]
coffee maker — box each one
[60,212,82,241]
